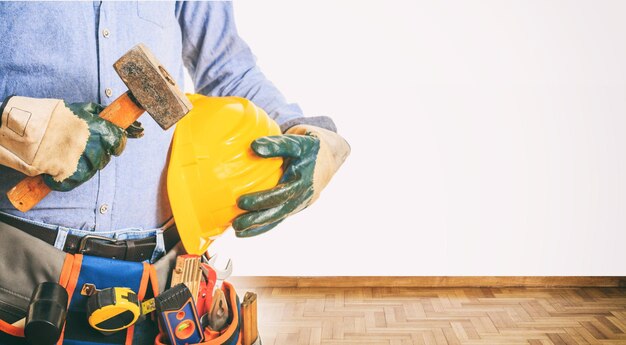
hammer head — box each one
[113,43,192,130]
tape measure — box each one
[83,285,156,333]
[82,282,204,342]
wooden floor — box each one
[244,287,626,345]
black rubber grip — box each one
[87,288,116,315]
[155,284,192,312]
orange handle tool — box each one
[6,92,144,212]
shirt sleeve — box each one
[175,1,336,132]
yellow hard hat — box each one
[167,94,283,255]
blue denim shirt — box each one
[0,1,334,232]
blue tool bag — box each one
[0,253,158,345]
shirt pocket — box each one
[136,1,175,28]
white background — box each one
[186,1,626,276]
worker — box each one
[0,2,349,345]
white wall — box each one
[187,0,626,276]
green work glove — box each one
[42,102,141,192]
[233,125,350,237]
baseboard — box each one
[230,276,626,288]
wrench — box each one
[204,254,233,291]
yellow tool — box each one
[82,284,155,333]
[170,255,204,302]
[167,94,283,255]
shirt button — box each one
[102,28,110,38]
[105,88,113,98]
[99,204,109,214]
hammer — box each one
[7,43,192,212]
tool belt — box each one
[0,219,259,345]
[0,213,180,262]
[0,218,181,344]
[0,253,252,345]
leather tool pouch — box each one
[154,281,243,345]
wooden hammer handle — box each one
[7,92,145,213]
[99,91,145,128]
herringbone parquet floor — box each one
[247,287,626,345]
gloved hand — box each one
[43,102,142,191]
[233,124,350,237]
[0,96,141,192]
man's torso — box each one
[0,2,185,231]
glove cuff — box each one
[286,124,351,202]
[279,116,337,133]
[0,96,90,181]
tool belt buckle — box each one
[78,235,120,256]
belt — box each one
[0,213,180,262]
